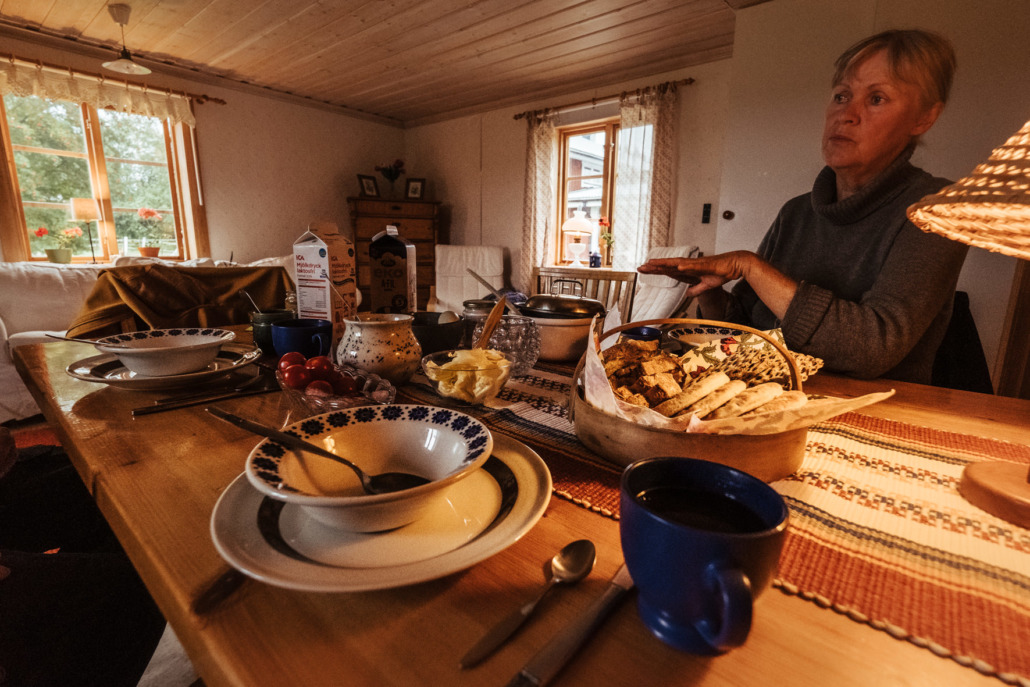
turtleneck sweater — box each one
[728,147,968,384]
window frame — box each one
[0,94,208,263]
[556,117,619,267]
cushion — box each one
[0,263,105,337]
[434,245,504,314]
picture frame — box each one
[405,178,426,200]
[358,174,380,198]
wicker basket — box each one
[570,318,806,483]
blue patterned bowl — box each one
[244,404,493,532]
[95,328,236,376]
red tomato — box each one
[329,370,359,396]
[277,351,306,372]
[304,356,335,380]
[281,364,312,389]
[304,380,334,396]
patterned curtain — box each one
[612,82,679,271]
[0,57,195,127]
[517,110,557,293]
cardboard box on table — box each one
[293,222,357,352]
[368,225,416,314]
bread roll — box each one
[684,379,747,418]
[653,372,730,417]
[707,382,784,419]
[742,390,808,416]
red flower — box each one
[138,207,163,221]
[34,227,48,238]
[64,227,83,239]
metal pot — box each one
[519,279,606,320]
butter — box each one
[424,349,511,404]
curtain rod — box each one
[514,77,693,121]
[2,53,226,105]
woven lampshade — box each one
[907,118,1030,260]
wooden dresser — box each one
[347,197,440,310]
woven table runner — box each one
[402,368,1030,684]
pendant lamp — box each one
[102,4,151,76]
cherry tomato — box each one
[304,356,335,380]
[304,380,334,396]
[329,370,359,396]
[281,364,312,389]
[277,351,306,373]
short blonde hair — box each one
[833,29,957,106]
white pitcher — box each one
[337,313,422,385]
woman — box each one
[640,30,967,384]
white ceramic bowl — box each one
[94,328,236,376]
[530,316,593,362]
[244,404,493,532]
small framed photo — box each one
[358,174,380,198]
[405,178,426,200]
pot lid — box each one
[522,292,605,318]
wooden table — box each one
[14,338,1029,687]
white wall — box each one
[718,0,1030,380]
[404,59,734,288]
[1,35,404,264]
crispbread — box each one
[742,390,808,416]
[707,382,784,419]
[683,379,747,418]
[653,372,729,417]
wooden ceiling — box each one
[0,0,767,127]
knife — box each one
[504,564,634,687]
[130,382,277,416]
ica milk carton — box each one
[292,221,357,350]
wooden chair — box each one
[531,266,638,321]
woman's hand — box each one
[638,251,798,319]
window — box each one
[0,93,206,263]
[557,119,618,266]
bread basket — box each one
[570,318,806,483]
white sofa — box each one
[0,256,294,425]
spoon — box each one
[466,268,520,315]
[205,407,430,495]
[459,539,597,669]
[238,289,262,313]
[45,334,132,349]
[474,296,509,349]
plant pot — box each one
[45,248,72,264]
[139,246,160,257]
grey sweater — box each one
[729,147,968,384]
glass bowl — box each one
[471,315,540,376]
[276,362,396,418]
[421,349,513,405]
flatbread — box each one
[742,390,809,416]
[707,382,784,419]
[653,372,730,417]
[684,379,747,418]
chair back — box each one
[931,291,994,393]
[532,266,637,321]
[433,245,505,313]
[632,245,701,321]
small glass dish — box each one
[422,349,513,406]
[471,315,540,376]
[276,362,396,418]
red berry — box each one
[281,364,312,389]
[304,380,334,396]
[304,356,335,380]
[277,352,306,373]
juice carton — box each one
[368,225,416,313]
[292,221,357,351]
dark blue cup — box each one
[619,326,662,343]
[620,457,788,654]
[271,318,333,358]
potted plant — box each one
[34,225,82,263]
[137,208,163,256]
[374,159,405,198]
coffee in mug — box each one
[620,456,788,654]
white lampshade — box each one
[561,209,593,236]
[70,197,99,222]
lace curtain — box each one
[611,82,679,271]
[0,57,195,127]
[517,110,557,292]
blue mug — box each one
[271,318,333,358]
[620,457,788,654]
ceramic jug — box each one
[337,313,422,384]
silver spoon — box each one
[45,333,133,349]
[205,407,430,495]
[238,289,262,313]
[460,539,597,669]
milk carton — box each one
[368,225,416,313]
[292,221,357,350]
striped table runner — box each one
[400,368,1030,685]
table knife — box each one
[504,564,634,687]
[131,383,277,416]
